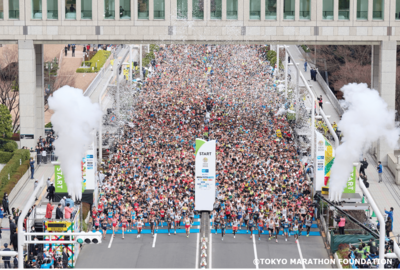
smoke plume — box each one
[329,83,399,201]
[49,86,103,200]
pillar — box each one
[19,40,44,150]
[374,41,397,165]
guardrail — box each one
[315,71,345,116]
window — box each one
[81,0,92,19]
[265,0,276,20]
[9,0,19,19]
[47,0,58,19]
[31,0,42,19]
[322,0,333,20]
[177,0,187,19]
[154,0,164,19]
[0,0,3,19]
[338,0,350,20]
[210,0,221,19]
[283,0,295,20]
[373,0,383,20]
[226,0,237,19]
[120,0,130,19]
[138,0,149,19]
[299,0,310,20]
[249,0,260,20]
[357,0,368,20]
[192,0,203,20]
[65,0,76,20]
[397,0,400,20]
[104,0,115,19]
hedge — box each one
[0,151,13,163]
[0,149,30,200]
[76,50,111,73]
[0,138,17,152]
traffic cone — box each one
[372,211,376,218]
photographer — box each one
[360,158,368,175]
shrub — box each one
[0,151,13,163]
[81,61,91,66]
[45,122,53,128]
[301,45,310,53]
[0,149,30,199]
[3,141,17,152]
[76,50,111,73]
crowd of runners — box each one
[92,44,315,243]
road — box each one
[76,216,332,268]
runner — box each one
[174,213,181,235]
[292,220,300,241]
[101,214,108,240]
[121,215,127,239]
[257,217,264,241]
[111,216,118,238]
[220,219,226,241]
[248,214,255,239]
[184,216,191,238]
[167,214,173,236]
[305,215,312,237]
[282,218,290,242]
[150,215,156,237]
[137,219,143,238]
[232,216,239,238]
[275,218,280,243]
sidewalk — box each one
[358,154,400,238]
[287,45,400,237]
[287,45,340,124]
[0,164,55,249]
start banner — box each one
[195,139,216,211]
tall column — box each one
[19,40,41,150]
[376,41,397,165]
[35,44,45,141]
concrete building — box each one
[0,0,398,163]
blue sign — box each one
[202,169,209,173]
[317,156,324,160]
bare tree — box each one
[44,74,75,112]
[0,46,19,132]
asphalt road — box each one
[76,232,198,268]
[76,217,331,269]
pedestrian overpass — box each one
[0,0,398,164]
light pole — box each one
[139,44,143,80]
[284,45,288,99]
[276,44,280,78]
[129,45,133,90]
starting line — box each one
[210,229,321,236]
[209,223,318,229]
[93,229,200,234]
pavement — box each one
[288,44,400,241]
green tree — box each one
[0,104,13,138]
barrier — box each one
[315,71,345,116]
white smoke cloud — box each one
[329,83,399,201]
[49,86,103,200]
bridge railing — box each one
[315,70,345,116]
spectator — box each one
[2,194,10,216]
[337,215,346,235]
[377,161,383,183]
[13,255,18,269]
[69,4,75,12]
[56,204,63,220]
[65,196,74,208]
[62,247,68,268]
[2,243,11,268]
[60,196,66,212]
[45,202,54,219]
[385,207,394,232]
[46,178,51,188]
[360,158,368,175]
[41,149,47,164]
[30,158,35,179]
[304,60,308,72]
[317,95,323,109]
[64,204,74,220]
[34,180,39,201]
[46,183,55,203]
[64,45,68,56]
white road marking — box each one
[296,239,306,269]
[209,233,212,269]
[152,233,157,248]
[252,235,259,269]
[195,232,200,269]
[108,236,114,248]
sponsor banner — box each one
[195,139,216,211]
[343,166,356,194]
[314,131,335,191]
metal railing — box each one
[9,10,19,19]
[373,11,383,20]
[315,69,345,116]
[338,10,349,19]
[81,10,92,19]
[357,11,368,19]
[154,10,165,19]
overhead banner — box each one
[314,131,335,191]
[195,139,216,211]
